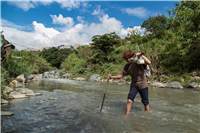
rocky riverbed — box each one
[1,70,200,116]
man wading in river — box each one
[107,50,151,114]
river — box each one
[1,79,200,133]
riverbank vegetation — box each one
[60,1,200,83]
[1,50,54,97]
[1,1,200,96]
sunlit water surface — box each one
[1,79,200,133]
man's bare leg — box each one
[126,99,133,115]
[145,105,150,112]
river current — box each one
[1,79,200,133]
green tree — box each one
[174,1,200,34]
[91,32,121,64]
[39,47,74,68]
[141,14,168,39]
[91,32,120,54]
[173,1,200,70]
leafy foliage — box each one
[60,53,86,73]
[141,14,168,39]
[90,32,121,64]
[39,47,75,68]
[1,67,13,99]
[11,50,53,74]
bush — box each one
[61,53,86,73]
[1,67,13,99]
[12,50,53,74]
[4,59,32,77]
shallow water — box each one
[1,79,200,133]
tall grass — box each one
[61,53,86,73]
[11,50,53,74]
[1,67,13,99]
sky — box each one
[1,0,178,50]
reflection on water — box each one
[1,79,200,133]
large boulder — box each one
[1,111,13,116]
[26,90,35,96]
[187,82,199,88]
[32,74,42,80]
[62,73,72,79]
[1,99,9,104]
[165,81,183,89]
[16,74,26,84]
[3,86,14,94]
[17,88,30,94]
[54,73,60,79]
[9,91,27,99]
[27,74,35,80]
[8,80,23,88]
[151,82,165,88]
[89,74,100,80]
[43,71,54,78]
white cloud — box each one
[50,14,74,27]
[6,0,87,12]
[91,5,104,17]
[100,14,122,34]
[57,0,81,11]
[122,7,150,18]
[77,16,85,24]
[35,0,54,6]
[7,1,35,12]
[1,19,33,31]
[2,14,141,50]
[127,26,146,36]
[33,21,59,39]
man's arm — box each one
[141,55,151,65]
[107,72,123,79]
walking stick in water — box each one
[100,78,109,113]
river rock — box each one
[1,99,9,104]
[26,90,35,96]
[117,83,124,85]
[191,76,200,80]
[17,88,30,94]
[9,91,27,99]
[62,73,72,79]
[113,80,120,83]
[90,74,100,80]
[54,73,60,78]
[27,74,35,80]
[187,82,199,88]
[3,86,14,94]
[35,93,42,96]
[151,82,165,88]
[8,80,23,88]
[165,81,183,89]
[74,77,86,81]
[1,111,13,116]
[32,74,42,81]
[16,74,26,84]
[127,82,131,85]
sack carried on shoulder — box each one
[130,53,145,64]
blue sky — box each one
[1,0,178,50]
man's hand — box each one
[107,74,111,79]
[135,53,141,56]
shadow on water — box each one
[1,79,200,133]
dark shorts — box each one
[127,86,149,106]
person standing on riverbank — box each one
[107,50,151,115]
